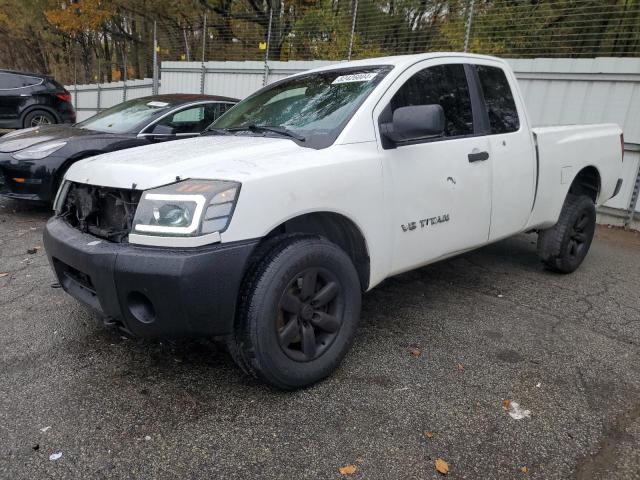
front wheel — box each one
[537,194,596,273]
[228,235,362,390]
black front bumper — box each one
[43,217,258,339]
[0,152,62,202]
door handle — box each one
[468,151,489,163]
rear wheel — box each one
[23,110,56,128]
[537,194,596,273]
[227,235,361,390]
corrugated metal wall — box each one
[70,79,154,121]
[159,60,336,99]
[67,57,640,215]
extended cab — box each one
[43,53,624,389]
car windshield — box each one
[209,66,392,148]
[76,98,172,133]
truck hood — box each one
[0,124,126,153]
[65,135,313,190]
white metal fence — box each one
[66,57,640,222]
[71,79,154,120]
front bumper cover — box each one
[0,152,63,202]
[43,216,258,338]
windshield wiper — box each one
[201,128,233,136]
[227,124,306,142]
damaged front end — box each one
[58,182,141,242]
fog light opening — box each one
[126,291,156,324]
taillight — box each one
[55,92,72,103]
[621,133,624,161]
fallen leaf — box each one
[502,399,511,410]
[27,247,40,254]
[457,363,464,372]
[339,465,357,475]
[409,347,422,358]
[424,431,433,438]
[435,458,449,475]
[520,466,529,473]
[0,272,8,277]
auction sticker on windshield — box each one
[332,72,378,84]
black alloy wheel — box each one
[567,211,590,261]
[537,194,596,273]
[277,267,344,362]
[227,235,362,390]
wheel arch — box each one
[256,211,371,291]
[568,165,601,203]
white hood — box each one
[65,135,312,190]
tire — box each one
[23,110,56,128]
[537,194,596,274]
[228,235,362,390]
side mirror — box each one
[381,104,445,145]
[149,124,176,136]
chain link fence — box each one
[55,0,639,88]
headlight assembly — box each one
[12,141,67,160]
[129,179,240,246]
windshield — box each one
[76,98,172,133]
[209,66,392,149]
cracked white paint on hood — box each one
[65,135,312,190]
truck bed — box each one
[526,123,623,230]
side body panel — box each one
[526,124,623,229]
[370,57,493,277]
[220,141,388,288]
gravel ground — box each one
[1,197,639,480]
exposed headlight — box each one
[130,179,240,244]
[12,141,67,160]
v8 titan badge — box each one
[401,214,450,232]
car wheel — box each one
[537,194,596,273]
[23,110,56,128]
[228,235,362,390]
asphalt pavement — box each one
[1,196,639,479]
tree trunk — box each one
[103,31,112,82]
[131,18,141,79]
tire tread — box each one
[537,194,595,273]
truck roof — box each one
[301,52,509,75]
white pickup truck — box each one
[44,53,624,389]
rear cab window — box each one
[474,65,520,134]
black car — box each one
[0,70,76,128]
[0,94,237,203]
